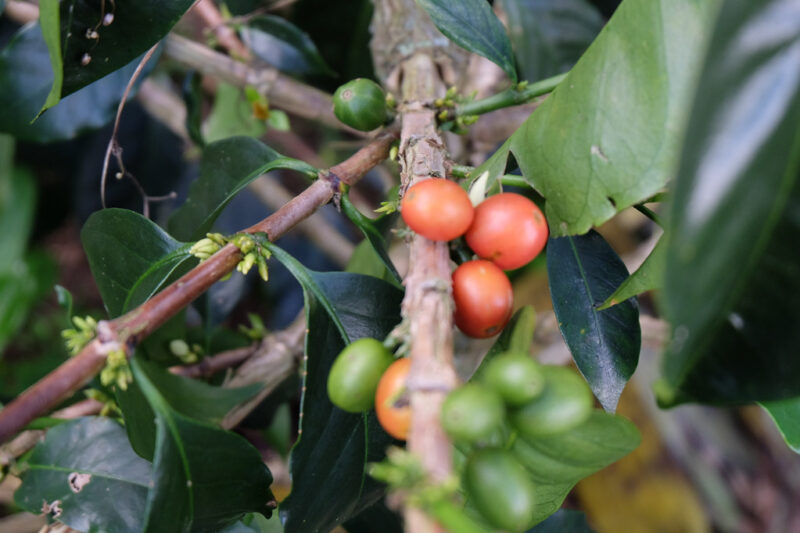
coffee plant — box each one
[1,0,798,532]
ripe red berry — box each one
[452,260,514,338]
[401,179,474,242]
[466,193,548,270]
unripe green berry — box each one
[332,78,389,131]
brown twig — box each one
[163,34,357,133]
[0,130,398,445]
[192,0,251,60]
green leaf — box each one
[500,0,604,82]
[81,208,194,317]
[484,0,718,236]
[599,236,665,310]
[0,166,35,271]
[55,0,193,98]
[343,501,403,533]
[117,358,262,460]
[341,195,401,286]
[416,0,517,82]
[54,284,74,325]
[203,83,267,144]
[38,0,63,113]
[659,0,800,406]
[526,509,595,532]
[15,417,153,533]
[268,244,403,533]
[0,23,140,142]
[0,252,56,355]
[241,15,335,76]
[547,231,640,412]
[511,411,640,525]
[168,137,317,241]
[761,398,800,454]
[132,357,276,532]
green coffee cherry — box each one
[509,365,593,439]
[440,383,505,443]
[483,352,545,407]
[327,338,395,412]
[332,78,389,131]
[465,448,536,532]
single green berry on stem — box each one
[483,352,545,407]
[332,78,389,131]
[327,337,395,413]
[440,383,505,444]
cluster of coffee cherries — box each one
[441,353,594,532]
[401,178,548,338]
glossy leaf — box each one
[203,83,267,144]
[511,411,640,525]
[416,0,517,82]
[481,0,718,236]
[15,417,153,533]
[527,509,595,532]
[341,195,401,286]
[81,208,194,317]
[268,244,403,533]
[500,0,604,82]
[241,15,334,76]
[547,231,640,412]
[342,501,403,533]
[761,398,800,454]
[599,236,665,309]
[0,23,138,142]
[168,137,317,241]
[117,358,262,460]
[660,0,800,406]
[52,0,193,100]
[132,358,276,532]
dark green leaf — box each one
[761,398,800,454]
[345,240,395,283]
[659,0,800,406]
[132,358,275,532]
[56,0,193,98]
[416,0,517,81]
[204,83,267,144]
[54,285,74,324]
[341,195,401,286]
[500,0,604,81]
[512,411,640,525]
[0,23,140,142]
[15,417,153,533]
[526,509,595,532]
[241,15,335,76]
[343,501,403,533]
[168,137,317,241]
[482,0,718,235]
[547,231,640,412]
[269,245,403,533]
[81,208,194,317]
[117,358,262,460]
[183,72,206,147]
[599,237,665,309]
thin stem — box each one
[633,204,664,227]
[449,164,528,188]
[425,500,489,533]
[0,130,398,445]
[443,72,567,120]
